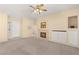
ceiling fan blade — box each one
[42,9,47,11]
[40,4,44,6]
[36,5,40,8]
[36,4,44,8]
[29,6,35,9]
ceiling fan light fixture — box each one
[39,10,43,12]
[34,9,39,13]
[36,9,39,11]
[34,9,42,13]
[30,4,47,14]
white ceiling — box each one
[0,4,79,20]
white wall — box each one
[0,13,8,42]
[21,18,34,38]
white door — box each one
[8,20,21,39]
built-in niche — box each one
[40,32,46,38]
[40,22,46,28]
[68,16,78,29]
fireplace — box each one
[40,32,46,38]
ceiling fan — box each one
[30,4,47,14]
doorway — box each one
[8,18,21,39]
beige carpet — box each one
[0,37,79,55]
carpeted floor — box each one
[0,37,79,55]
